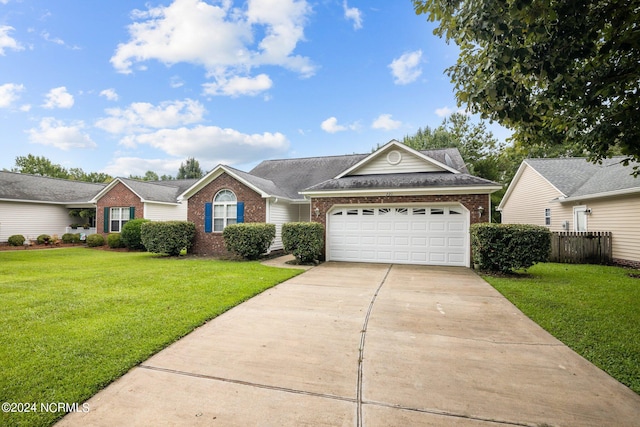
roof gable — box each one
[92,177,198,204]
[180,165,278,200]
[336,140,460,178]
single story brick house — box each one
[498,157,640,267]
[180,140,501,266]
[1,140,501,266]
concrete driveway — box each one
[59,262,640,426]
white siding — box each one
[501,165,568,229]
[573,196,640,263]
[0,201,71,242]
[144,202,188,222]
[351,150,445,175]
[268,201,299,251]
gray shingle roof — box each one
[303,172,497,192]
[526,157,639,198]
[119,178,199,204]
[249,148,471,200]
[0,171,107,204]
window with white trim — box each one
[544,208,551,226]
[110,207,130,232]
[213,189,237,232]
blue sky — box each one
[0,0,511,178]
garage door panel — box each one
[328,205,469,267]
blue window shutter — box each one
[204,202,213,233]
[129,206,135,220]
[237,202,244,223]
[103,207,110,233]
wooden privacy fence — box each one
[550,232,613,264]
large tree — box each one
[413,0,640,166]
[177,157,203,179]
[12,154,111,183]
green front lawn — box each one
[482,263,640,394]
[0,248,302,427]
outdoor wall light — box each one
[314,207,320,218]
[477,206,484,217]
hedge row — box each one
[141,221,195,256]
[223,223,276,260]
[282,222,324,263]
[470,223,551,273]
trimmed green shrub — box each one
[36,234,51,245]
[61,233,81,244]
[141,221,196,256]
[470,223,551,273]
[282,222,324,263]
[120,218,150,250]
[86,234,105,247]
[8,234,25,246]
[223,223,276,260]
[107,233,125,249]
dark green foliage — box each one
[141,221,195,256]
[7,235,25,246]
[107,233,125,249]
[120,219,150,250]
[61,233,81,244]
[470,223,551,272]
[413,0,640,168]
[86,234,105,247]
[177,157,203,179]
[282,222,324,263]
[223,223,276,260]
[36,234,51,245]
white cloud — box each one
[0,25,23,55]
[119,125,290,165]
[320,116,359,133]
[27,117,97,150]
[95,98,205,134]
[435,106,468,117]
[101,157,184,178]
[111,0,314,96]
[435,107,453,118]
[343,1,362,30]
[100,88,119,101]
[42,86,74,109]
[202,73,272,97]
[372,114,401,131]
[389,50,423,85]
[0,83,25,108]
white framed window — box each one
[544,208,551,226]
[213,189,237,232]
[110,207,130,232]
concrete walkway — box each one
[59,263,640,426]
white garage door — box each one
[328,205,469,266]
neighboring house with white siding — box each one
[498,157,640,267]
[0,171,106,242]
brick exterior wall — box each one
[188,172,266,256]
[310,193,491,261]
[95,182,144,236]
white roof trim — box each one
[179,165,271,200]
[334,139,460,179]
[497,160,566,211]
[300,185,501,198]
[89,178,140,203]
[557,186,640,203]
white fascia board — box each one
[300,185,502,198]
[334,139,459,179]
[179,165,272,200]
[0,198,69,205]
[558,186,640,203]
[89,177,144,204]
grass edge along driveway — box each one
[0,248,302,427]
[482,262,640,395]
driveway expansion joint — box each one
[138,364,356,404]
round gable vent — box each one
[386,150,402,165]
